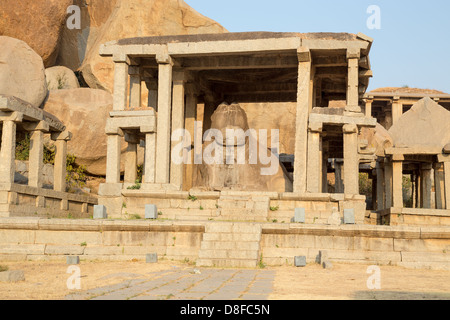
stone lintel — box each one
[308,122,323,133]
[105,126,124,137]
[0,111,23,122]
[346,47,361,60]
[297,47,311,62]
[110,110,156,118]
[437,154,450,163]
[22,120,50,132]
[113,53,131,64]
[106,117,156,135]
[356,32,374,43]
[156,49,173,65]
[392,154,405,162]
[343,124,358,134]
[51,130,72,141]
[386,146,443,156]
[309,113,376,127]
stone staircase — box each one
[196,222,262,268]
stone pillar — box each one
[334,159,344,193]
[365,98,373,118]
[155,54,173,184]
[105,134,122,184]
[415,171,421,208]
[346,48,362,114]
[143,133,156,184]
[392,156,404,208]
[112,55,130,111]
[444,162,450,210]
[384,159,393,208]
[293,47,312,193]
[421,163,433,209]
[343,124,359,195]
[434,163,445,209]
[28,130,45,188]
[145,80,158,111]
[124,134,139,184]
[184,84,197,191]
[170,71,186,190]
[307,122,322,193]
[0,120,16,184]
[376,160,385,210]
[128,65,141,109]
[322,141,329,193]
[391,97,403,125]
[52,131,72,192]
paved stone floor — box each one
[66,268,275,300]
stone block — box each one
[327,209,342,226]
[322,261,333,269]
[292,208,306,223]
[145,204,158,219]
[294,256,307,267]
[0,270,25,282]
[344,209,356,224]
[146,253,158,263]
[319,250,328,264]
[66,256,80,265]
[93,205,107,219]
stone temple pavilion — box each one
[97,31,380,223]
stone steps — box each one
[196,222,262,268]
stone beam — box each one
[181,55,299,70]
[22,121,50,133]
[212,82,298,95]
[0,111,24,122]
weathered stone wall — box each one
[0,218,448,270]
[0,218,204,262]
[261,224,450,270]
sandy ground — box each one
[0,260,449,300]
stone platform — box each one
[0,217,449,270]
[100,190,367,225]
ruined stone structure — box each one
[364,89,450,130]
[98,32,378,223]
[369,97,450,226]
[0,95,98,218]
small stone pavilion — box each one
[370,97,450,226]
[98,31,379,223]
[0,95,98,218]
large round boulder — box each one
[0,36,48,108]
[0,0,73,67]
[45,66,80,90]
[42,88,131,176]
[59,0,227,91]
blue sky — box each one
[186,0,450,93]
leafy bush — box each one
[66,154,87,191]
